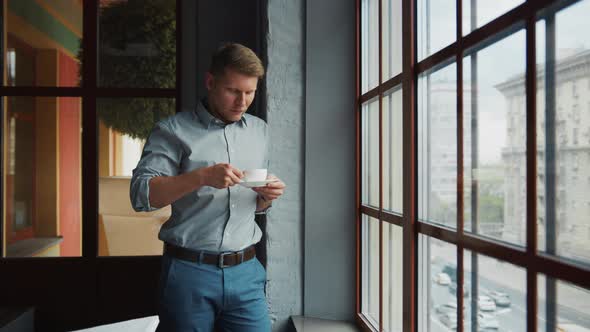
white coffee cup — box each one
[243,168,268,182]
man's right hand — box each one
[148,163,243,208]
[199,163,244,189]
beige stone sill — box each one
[290,316,359,332]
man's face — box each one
[206,68,258,123]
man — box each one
[130,43,285,332]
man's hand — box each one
[252,174,286,202]
[200,163,244,189]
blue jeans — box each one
[155,253,270,332]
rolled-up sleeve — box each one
[130,121,183,212]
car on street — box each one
[487,290,511,307]
[478,295,497,312]
[434,272,452,285]
[439,312,458,330]
[477,312,500,330]
[449,282,470,297]
[435,301,465,315]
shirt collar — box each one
[195,98,248,128]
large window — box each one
[1,0,179,258]
[358,0,590,331]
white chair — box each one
[98,177,170,256]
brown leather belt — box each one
[164,243,256,268]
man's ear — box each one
[205,72,215,91]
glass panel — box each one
[418,235,457,332]
[536,0,590,266]
[463,0,525,36]
[538,275,590,332]
[382,0,402,81]
[361,0,379,93]
[417,0,456,61]
[98,0,176,88]
[383,87,403,214]
[362,98,380,208]
[418,62,457,228]
[5,0,82,87]
[464,251,526,332]
[361,215,380,327]
[382,222,403,332]
[97,98,175,257]
[3,97,82,257]
[463,30,526,247]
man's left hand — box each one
[252,174,285,202]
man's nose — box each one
[236,93,247,106]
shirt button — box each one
[231,204,236,208]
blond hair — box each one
[209,43,265,78]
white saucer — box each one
[238,179,277,188]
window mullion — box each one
[544,11,558,332]
[378,0,384,329]
[525,3,538,329]
[456,0,465,330]
[82,0,98,259]
[402,0,416,330]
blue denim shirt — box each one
[130,100,269,252]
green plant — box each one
[98,98,175,140]
[78,0,176,140]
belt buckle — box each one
[218,250,246,268]
[218,252,232,268]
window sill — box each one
[6,237,63,257]
[290,316,359,332]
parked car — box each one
[439,312,458,330]
[478,295,497,312]
[434,272,452,285]
[449,282,470,297]
[487,290,511,307]
[435,301,465,315]
[477,312,500,330]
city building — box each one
[496,49,590,263]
